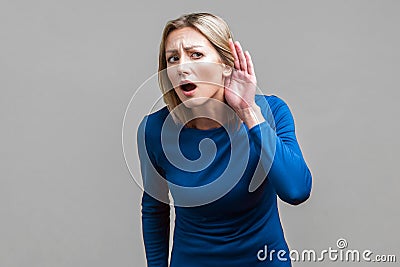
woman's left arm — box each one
[225,40,312,205]
[247,97,312,205]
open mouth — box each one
[179,82,197,92]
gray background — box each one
[1,0,399,266]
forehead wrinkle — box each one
[165,30,210,54]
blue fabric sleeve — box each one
[249,96,312,205]
[137,118,170,267]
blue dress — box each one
[137,95,312,266]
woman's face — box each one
[165,27,229,108]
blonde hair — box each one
[158,12,235,125]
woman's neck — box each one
[186,98,235,130]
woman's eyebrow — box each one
[166,45,204,53]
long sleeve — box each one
[249,96,312,205]
[137,118,170,267]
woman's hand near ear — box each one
[224,39,265,129]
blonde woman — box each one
[137,12,312,266]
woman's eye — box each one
[167,56,179,63]
[191,52,203,59]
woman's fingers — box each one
[228,39,240,70]
[234,41,248,72]
[244,51,254,76]
[229,39,254,76]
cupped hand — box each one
[224,39,257,111]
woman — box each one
[137,12,312,266]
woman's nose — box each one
[177,57,191,76]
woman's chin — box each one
[181,97,209,109]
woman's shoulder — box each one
[138,106,170,142]
[255,94,288,110]
[255,94,292,118]
[255,94,296,133]
[140,106,170,127]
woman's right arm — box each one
[137,118,170,267]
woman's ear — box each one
[222,64,232,77]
